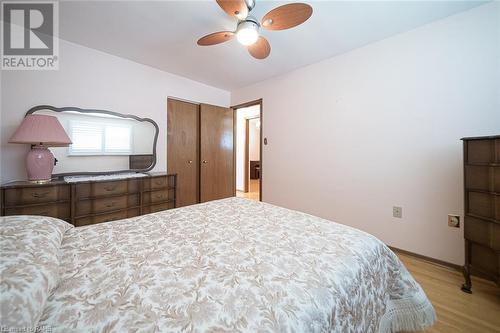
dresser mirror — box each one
[27,105,158,176]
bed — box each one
[1,197,435,332]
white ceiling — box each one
[59,0,485,90]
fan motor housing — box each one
[238,16,260,29]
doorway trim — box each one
[232,99,263,201]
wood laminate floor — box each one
[236,179,260,201]
[396,252,500,333]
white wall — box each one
[249,118,260,162]
[231,3,500,265]
[0,38,230,182]
[236,105,260,191]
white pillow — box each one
[0,215,73,331]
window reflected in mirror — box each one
[32,108,157,174]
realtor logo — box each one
[1,1,59,70]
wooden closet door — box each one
[200,104,234,202]
[167,99,199,207]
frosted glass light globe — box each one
[236,21,259,46]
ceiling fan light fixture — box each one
[236,20,259,46]
[204,1,313,59]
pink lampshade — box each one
[9,114,72,147]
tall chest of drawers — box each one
[1,173,176,227]
[462,135,500,293]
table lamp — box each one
[9,114,72,183]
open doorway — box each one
[233,100,262,201]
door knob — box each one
[188,160,193,164]
[202,160,208,164]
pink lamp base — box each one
[26,145,54,183]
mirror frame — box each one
[26,105,159,177]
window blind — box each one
[69,121,132,155]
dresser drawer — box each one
[467,191,500,221]
[74,208,140,227]
[143,189,172,205]
[143,176,169,191]
[497,139,500,164]
[75,194,140,216]
[466,139,499,164]
[142,201,174,214]
[4,185,69,206]
[4,202,70,221]
[465,166,500,193]
[465,216,500,251]
[470,242,500,278]
[75,179,139,198]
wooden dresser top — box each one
[1,172,170,189]
[461,135,500,141]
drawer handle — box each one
[155,181,164,185]
[105,202,116,208]
[32,192,49,198]
[104,186,116,192]
[156,194,164,199]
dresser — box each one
[462,135,500,293]
[0,173,176,227]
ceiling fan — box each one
[197,0,313,60]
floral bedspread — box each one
[38,197,435,332]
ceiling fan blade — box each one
[197,31,235,46]
[216,0,248,19]
[261,3,313,31]
[248,36,271,59]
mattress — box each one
[1,197,435,332]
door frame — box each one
[232,99,263,201]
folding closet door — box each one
[167,99,199,207]
[200,104,234,202]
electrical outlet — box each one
[393,206,402,218]
[448,214,460,228]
